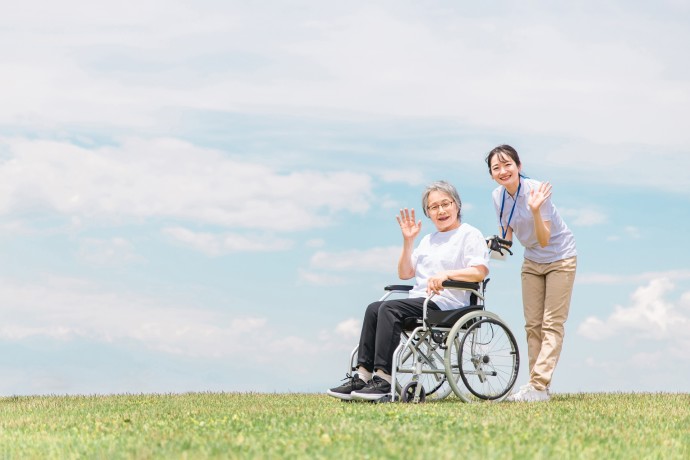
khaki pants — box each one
[521,256,577,391]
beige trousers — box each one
[521,256,577,391]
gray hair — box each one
[421,180,462,219]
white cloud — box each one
[577,278,689,344]
[576,269,690,285]
[0,1,687,201]
[0,220,28,236]
[2,2,688,153]
[334,318,361,341]
[298,270,347,286]
[378,170,426,185]
[0,274,335,360]
[0,137,372,232]
[164,227,293,256]
[305,238,325,248]
[78,237,144,266]
[624,226,641,239]
[606,225,641,241]
[309,246,400,273]
[576,278,690,390]
[561,207,607,227]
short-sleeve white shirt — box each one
[408,223,490,310]
[491,178,577,263]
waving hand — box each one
[528,181,552,212]
[396,208,422,241]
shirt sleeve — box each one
[462,229,490,271]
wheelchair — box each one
[346,236,520,403]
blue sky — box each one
[1,0,689,395]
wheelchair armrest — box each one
[441,280,481,291]
[385,285,413,292]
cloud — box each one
[0,274,341,360]
[77,237,145,266]
[2,2,688,152]
[1,3,689,199]
[299,246,400,285]
[0,137,372,232]
[298,270,347,286]
[577,278,690,391]
[576,269,690,285]
[577,278,689,344]
[334,318,360,341]
[576,278,690,390]
[560,207,607,227]
[378,170,426,185]
[309,246,400,273]
[305,238,325,248]
[164,227,293,256]
[606,225,642,242]
[624,226,641,239]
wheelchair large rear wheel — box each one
[459,318,519,400]
[444,312,519,402]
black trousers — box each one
[357,297,440,375]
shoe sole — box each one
[350,391,392,401]
[326,390,355,401]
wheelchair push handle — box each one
[486,235,513,256]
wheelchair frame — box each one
[347,237,520,403]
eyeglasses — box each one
[427,200,455,213]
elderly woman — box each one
[327,181,490,401]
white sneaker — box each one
[506,383,550,402]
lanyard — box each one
[499,180,521,239]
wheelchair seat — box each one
[402,305,484,330]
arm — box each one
[532,210,552,248]
[427,265,488,295]
[396,208,421,280]
[528,182,553,248]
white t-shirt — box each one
[408,223,490,310]
[491,177,577,264]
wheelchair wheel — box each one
[444,312,519,402]
[395,335,453,401]
[459,318,519,400]
[401,381,426,403]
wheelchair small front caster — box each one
[401,382,426,403]
[374,394,392,403]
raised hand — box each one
[528,181,552,212]
[396,208,422,240]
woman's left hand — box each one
[427,272,449,295]
[528,181,552,212]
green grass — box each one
[0,392,687,459]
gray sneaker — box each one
[351,375,392,401]
[327,374,368,401]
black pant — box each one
[357,297,440,375]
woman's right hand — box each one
[396,208,422,240]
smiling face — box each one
[426,190,460,232]
[490,152,522,193]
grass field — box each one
[0,392,687,459]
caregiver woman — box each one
[486,145,577,402]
